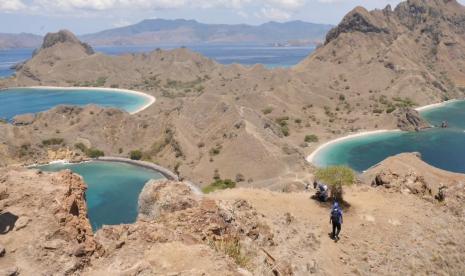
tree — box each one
[315,166,355,202]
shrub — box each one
[315,166,355,202]
[339,94,346,101]
[304,134,319,143]
[130,150,143,160]
[74,143,104,158]
[202,179,236,194]
[281,125,290,137]
[262,107,273,115]
[208,238,249,268]
[42,138,64,146]
[87,148,105,158]
[209,145,222,156]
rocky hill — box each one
[81,19,332,46]
[0,33,42,49]
[1,154,464,274]
[1,0,465,189]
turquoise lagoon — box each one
[0,87,152,121]
[312,100,465,173]
[37,161,165,230]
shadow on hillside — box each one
[0,212,18,234]
[310,194,352,210]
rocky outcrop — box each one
[37,30,94,56]
[0,169,99,274]
[138,179,199,220]
[54,170,99,255]
[11,113,35,126]
[392,107,430,131]
[325,6,390,44]
[364,152,465,216]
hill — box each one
[80,19,333,46]
[0,33,42,49]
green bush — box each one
[304,134,319,143]
[130,150,143,160]
[74,143,104,158]
[87,148,105,158]
[315,166,355,202]
[202,179,236,194]
[42,138,64,146]
[262,107,273,115]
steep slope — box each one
[2,0,465,189]
[81,19,332,46]
[295,0,465,109]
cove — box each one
[36,161,165,230]
[0,87,155,121]
[310,100,465,173]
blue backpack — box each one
[331,208,341,224]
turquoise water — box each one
[0,87,150,121]
[36,161,164,230]
[314,100,465,173]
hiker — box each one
[315,181,328,202]
[330,202,343,241]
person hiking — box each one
[330,202,343,241]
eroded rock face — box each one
[54,170,99,255]
[0,169,99,275]
[393,107,430,131]
[138,179,200,220]
[39,30,94,55]
[325,6,390,44]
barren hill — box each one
[2,0,465,189]
[1,153,464,274]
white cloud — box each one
[258,7,291,20]
[0,0,26,12]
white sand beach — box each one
[306,130,402,164]
[17,86,156,114]
[415,99,458,112]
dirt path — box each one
[210,185,465,275]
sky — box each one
[0,0,464,35]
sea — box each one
[0,44,315,78]
[37,161,165,230]
[312,100,465,174]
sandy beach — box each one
[12,86,156,114]
[306,130,402,165]
[415,99,458,112]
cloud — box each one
[258,7,291,20]
[0,0,26,12]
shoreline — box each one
[31,157,203,195]
[415,99,458,112]
[306,98,463,166]
[306,129,402,164]
[3,86,156,114]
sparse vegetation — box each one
[129,150,143,160]
[202,179,236,194]
[208,238,250,268]
[315,166,355,202]
[41,138,64,146]
[304,134,319,143]
[275,116,290,136]
[262,107,273,115]
[74,143,104,158]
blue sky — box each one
[0,0,464,35]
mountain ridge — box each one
[80,18,333,46]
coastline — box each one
[306,98,464,166]
[415,99,458,112]
[4,86,156,114]
[306,130,402,164]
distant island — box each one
[80,19,333,47]
[0,33,43,49]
